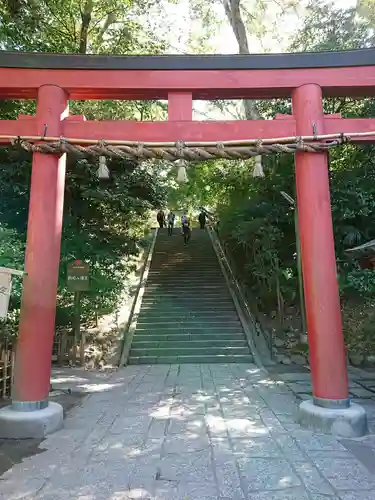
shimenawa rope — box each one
[0,129,372,161]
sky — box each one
[147,0,358,55]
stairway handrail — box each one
[206,220,273,363]
[119,227,159,366]
[207,226,272,370]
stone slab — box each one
[1,364,375,500]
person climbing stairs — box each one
[127,228,254,364]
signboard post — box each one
[67,261,90,365]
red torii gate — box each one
[1,49,374,436]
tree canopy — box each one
[167,0,375,360]
[0,0,170,342]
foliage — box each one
[0,225,25,339]
[342,298,375,355]
[0,0,165,55]
[0,0,170,341]
[290,1,375,51]
[0,149,167,339]
[167,160,255,211]
[357,0,375,28]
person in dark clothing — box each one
[198,211,206,229]
[156,210,165,228]
[167,211,175,235]
[182,216,191,244]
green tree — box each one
[0,0,165,54]
[291,1,375,51]
[0,0,170,343]
[357,0,375,27]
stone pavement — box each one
[2,364,375,500]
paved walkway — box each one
[2,364,375,499]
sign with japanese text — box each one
[67,260,90,291]
[0,272,12,319]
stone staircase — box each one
[128,228,254,364]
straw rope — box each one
[10,137,348,161]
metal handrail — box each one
[207,223,273,364]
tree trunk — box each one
[96,12,117,47]
[222,0,264,176]
[79,0,94,54]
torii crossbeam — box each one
[0,49,373,438]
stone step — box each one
[141,296,233,302]
[140,306,235,312]
[152,256,216,260]
[147,277,223,280]
[149,266,221,270]
[146,283,227,287]
[152,255,214,258]
[153,248,214,250]
[150,258,217,261]
[149,263,218,267]
[144,286,227,291]
[140,303,235,310]
[135,325,243,333]
[142,293,230,297]
[144,290,229,295]
[148,272,223,279]
[135,320,241,328]
[151,264,220,267]
[140,305,235,312]
[133,328,245,337]
[143,289,230,295]
[141,294,232,301]
[148,276,224,279]
[135,318,240,327]
[132,333,246,342]
[151,262,217,266]
[149,270,219,273]
[136,318,241,325]
[133,323,241,332]
[126,229,253,365]
[149,270,219,274]
[139,300,235,307]
[145,281,226,286]
[150,261,218,265]
[130,346,250,357]
[136,310,238,318]
[151,262,221,266]
[144,292,231,296]
[138,306,237,313]
[131,339,248,348]
[145,285,224,290]
[128,354,254,364]
[152,251,216,254]
[150,260,218,263]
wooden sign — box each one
[67,260,90,291]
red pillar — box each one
[292,84,349,408]
[12,85,68,410]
